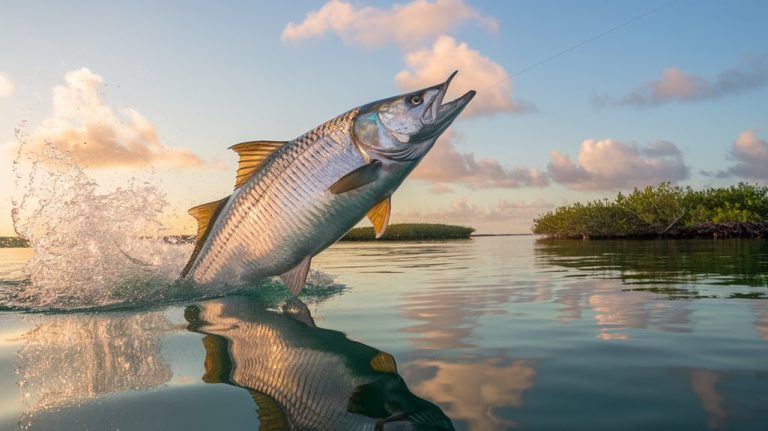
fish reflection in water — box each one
[185,297,454,430]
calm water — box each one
[1,236,767,430]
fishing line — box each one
[482,0,682,91]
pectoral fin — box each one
[328,160,382,194]
[281,255,311,296]
[367,196,391,238]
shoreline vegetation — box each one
[341,223,474,241]
[533,182,768,240]
[0,224,477,248]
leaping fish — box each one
[181,72,475,293]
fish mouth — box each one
[422,70,476,128]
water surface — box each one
[1,236,767,430]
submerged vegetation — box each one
[533,182,768,239]
[341,223,474,241]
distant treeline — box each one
[341,223,475,241]
[0,237,29,248]
[1,224,475,248]
[533,182,768,239]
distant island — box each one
[0,237,29,248]
[341,223,474,241]
[533,182,768,240]
[0,223,476,248]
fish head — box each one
[348,375,455,430]
[353,71,475,162]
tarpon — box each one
[181,72,475,294]
[185,297,454,430]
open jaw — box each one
[422,71,476,130]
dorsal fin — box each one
[201,335,232,384]
[249,391,289,431]
[180,196,230,279]
[230,141,286,189]
[367,196,391,239]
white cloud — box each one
[547,139,689,190]
[594,58,768,107]
[397,36,534,116]
[720,130,768,180]
[412,131,548,190]
[0,72,15,98]
[16,68,209,169]
[282,0,497,48]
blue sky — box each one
[1,0,767,234]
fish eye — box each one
[407,94,423,107]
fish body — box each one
[182,72,475,292]
[185,297,454,430]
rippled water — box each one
[1,236,767,430]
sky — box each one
[1,0,767,235]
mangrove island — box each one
[533,182,768,239]
[341,223,475,241]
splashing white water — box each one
[10,138,192,309]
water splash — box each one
[9,137,192,309]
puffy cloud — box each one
[396,198,553,225]
[19,68,208,169]
[281,0,497,48]
[718,130,768,180]
[0,72,14,97]
[547,139,689,190]
[397,36,533,116]
[412,132,548,190]
[594,58,768,107]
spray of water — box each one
[8,135,193,309]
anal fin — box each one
[367,196,391,238]
[281,255,311,296]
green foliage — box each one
[616,182,686,233]
[0,237,30,248]
[341,223,474,241]
[533,182,768,239]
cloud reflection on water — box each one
[402,358,536,431]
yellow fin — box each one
[230,141,286,189]
[188,198,229,243]
[367,196,391,239]
[370,351,398,373]
[180,196,229,279]
[201,335,232,384]
[250,391,289,431]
